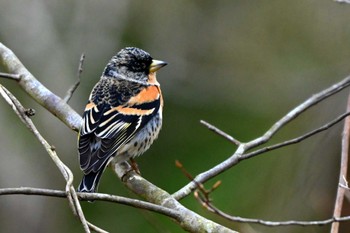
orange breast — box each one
[128,85,161,105]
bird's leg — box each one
[129,158,141,175]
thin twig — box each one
[182,160,350,228]
[0,85,91,233]
[0,187,180,219]
[202,111,350,161]
[112,161,237,233]
[176,160,221,204]
[200,120,241,145]
[203,202,350,227]
[64,53,85,103]
[330,93,350,233]
[0,43,82,131]
[0,43,237,233]
[0,187,66,197]
[87,222,109,233]
[240,111,350,161]
[245,75,350,150]
[0,72,21,80]
[339,183,350,190]
[339,176,350,190]
[173,75,350,200]
[334,0,350,4]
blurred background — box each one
[1,0,350,232]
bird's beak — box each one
[149,59,168,72]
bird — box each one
[77,47,167,193]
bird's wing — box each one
[78,78,161,174]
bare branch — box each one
[201,111,348,163]
[195,189,349,227]
[200,120,241,145]
[176,160,222,203]
[4,42,350,232]
[240,111,350,161]
[339,176,350,190]
[86,223,109,233]
[173,75,350,200]
[245,75,350,150]
[204,202,350,227]
[64,53,85,103]
[112,162,237,233]
[0,72,21,80]
[0,187,180,219]
[0,85,91,233]
[335,0,350,4]
[179,160,350,228]
[331,93,350,233]
[0,43,81,131]
[0,43,238,233]
[0,187,66,197]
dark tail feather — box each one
[78,169,104,193]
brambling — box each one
[78,47,167,193]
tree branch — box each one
[173,75,350,200]
[3,42,350,232]
[0,187,180,219]
[335,0,350,4]
[202,202,350,227]
[240,111,350,161]
[331,92,350,233]
[64,53,85,103]
[0,72,21,80]
[112,162,237,233]
[0,43,81,131]
[200,120,241,145]
[0,43,237,232]
[192,184,350,227]
[0,85,93,233]
[245,75,350,150]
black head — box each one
[103,47,166,82]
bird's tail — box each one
[78,169,104,193]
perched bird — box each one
[77,47,167,193]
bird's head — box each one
[103,47,167,83]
